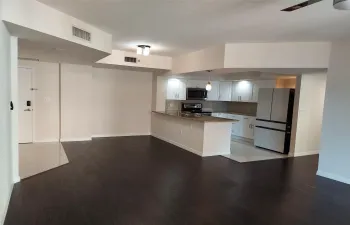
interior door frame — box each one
[18,66,36,143]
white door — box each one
[271,88,291,122]
[219,82,232,101]
[207,81,220,101]
[18,67,34,143]
[256,88,274,120]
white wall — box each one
[92,68,153,137]
[10,37,19,184]
[224,42,331,69]
[152,75,167,112]
[97,50,172,70]
[61,64,92,141]
[18,60,60,142]
[0,10,13,224]
[291,74,327,157]
[172,45,226,74]
[318,42,350,185]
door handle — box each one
[24,109,32,111]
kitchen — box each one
[152,72,297,162]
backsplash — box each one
[227,102,257,116]
[166,100,257,116]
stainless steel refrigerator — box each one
[254,88,295,154]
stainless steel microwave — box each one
[187,88,208,100]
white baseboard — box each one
[60,137,92,142]
[293,150,319,157]
[92,133,151,138]
[317,170,350,185]
[0,184,14,225]
[13,175,20,183]
[33,139,59,143]
[151,133,203,157]
[203,151,231,157]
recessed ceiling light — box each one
[137,45,151,56]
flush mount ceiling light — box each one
[136,45,151,56]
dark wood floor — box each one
[5,136,350,225]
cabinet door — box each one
[229,114,243,137]
[167,79,179,100]
[219,82,232,101]
[235,80,253,102]
[252,80,276,102]
[241,117,255,139]
[207,81,220,101]
[231,82,239,101]
[187,80,206,88]
[178,79,187,100]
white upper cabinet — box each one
[187,80,207,88]
[207,81,220,101]
[252,80,276,102]
[167,78,187,100]
[219,82,232,101]
[231,82,239,101]
[178,79,187,100]
[231,80,253,102]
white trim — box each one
[203,152,231,157]
[317,170,350,185]
[0,184,14,225]
[13,175,21,183]
[92,133,151,138]
[33,139,60,143]
[151,133,203,157]
[11,37,19,186]
[293,150,319,157]
[60,137,92,142]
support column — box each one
[318,42,350,185]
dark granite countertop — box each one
[152,111,239,123]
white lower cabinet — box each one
[241,117,255,139]
[212,113,255,139]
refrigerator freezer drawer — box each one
[255,120,286,131]
[254,127,286,153]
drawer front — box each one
[254,127,286,153]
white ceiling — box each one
[37,0,350,56]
